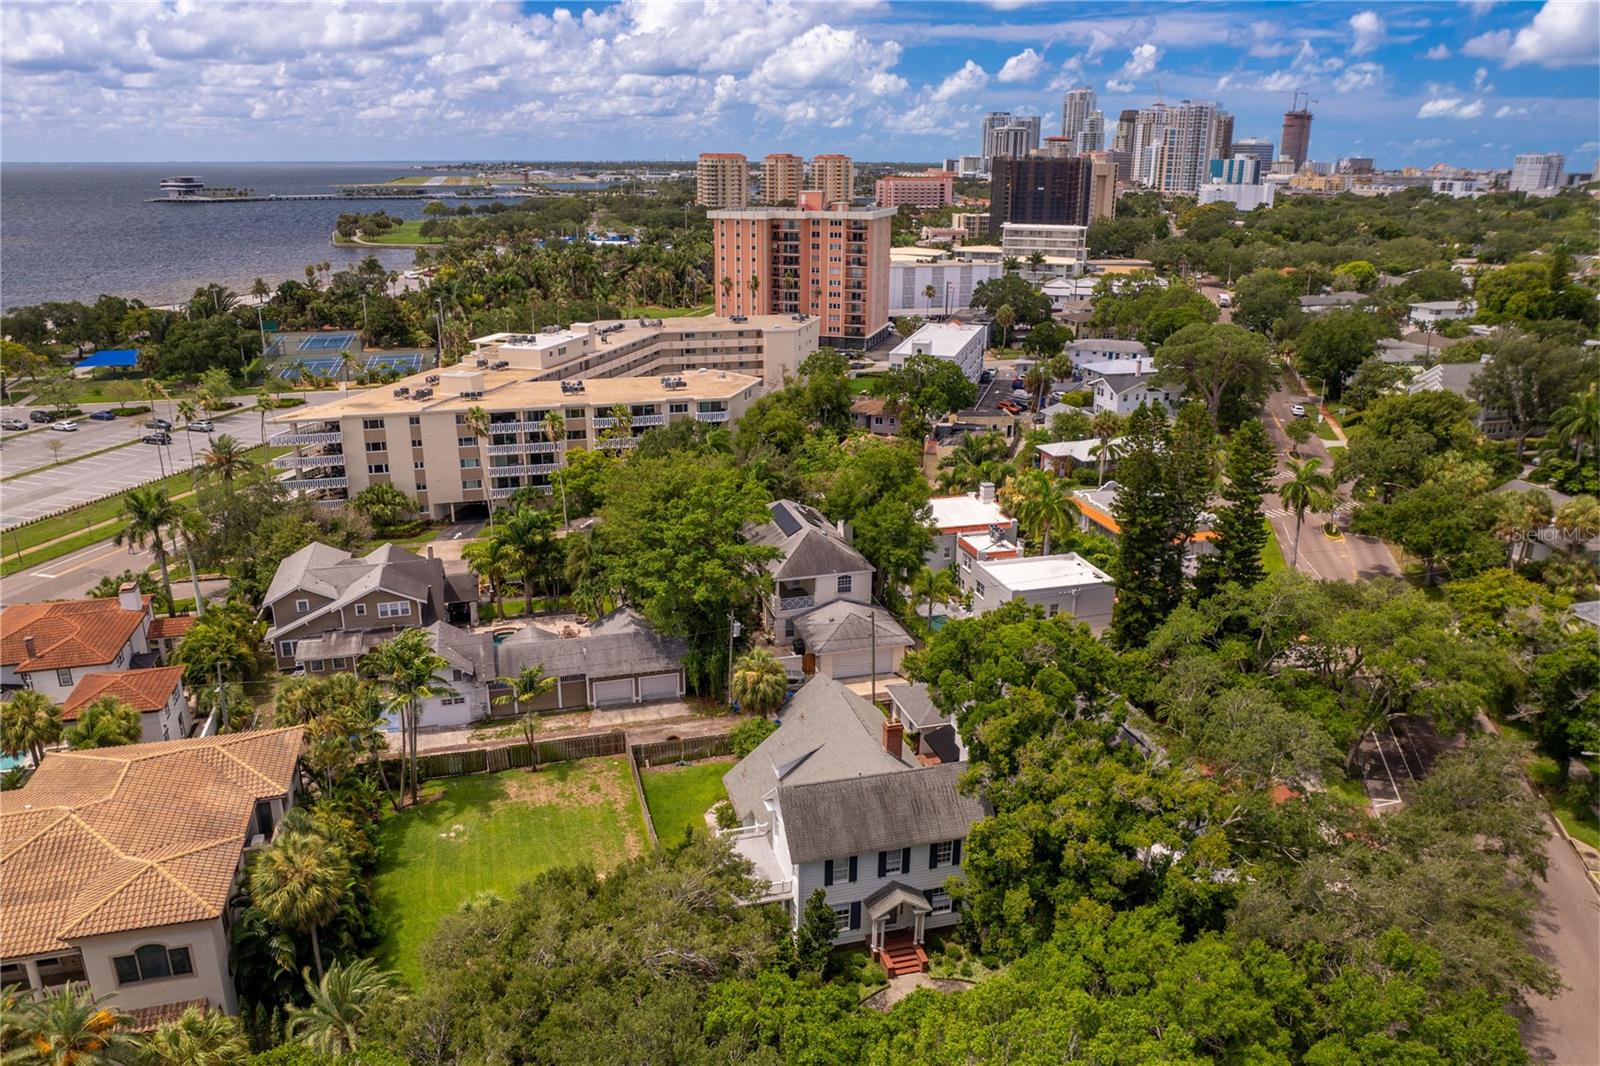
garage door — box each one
[638,672,680,700]
[830,650,871,678]
[591,678,635,705]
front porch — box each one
[864,882,932,977]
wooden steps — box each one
[877,933,928,977]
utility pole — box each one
[725,610,741,708]
[214,662,228,734]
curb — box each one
[1544,808,1600,900]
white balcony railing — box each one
[778,594,815,612]
[489,462,558,477]
[270,429,341,446]
[487,442,555,456]
[273,452,343,469]
[695,409,731,423]
[488,420,551,434]
[286,476,349,492]
[598,436,639,449]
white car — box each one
[188,419,215,433]
[1289,403,1307,418]
[1217,292,1233,307]
[50,420,79,432]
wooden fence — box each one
[381,730,627,783]
[630,733,734,768]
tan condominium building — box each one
[272,367,764,518]
[874,169,956,208]
[709,190,896,349]
[762,153,804,205]
[697,152,749,208]
[809,153,855,206]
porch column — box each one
[913,911,925,945]
[22,959,41,998]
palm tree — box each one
[463,405,492,522]
[201,434,253,482]
[285,958,404,1056]
[64,696,141,749]
[720,276,734,305]
[1279,457,1334,570]
[994,304,1016,349]
[1090,410,1124,486]
[910,566,960,625]
[1549,383,1599,463]
[251,394,279,443]
[248,829,351,978]
[730,649,788,718]
[115,486,181,616]
[141,1004,250,1065]
[10,985,136,1065]
[176,398,199,468]
[1010,469,1077,556]
[492,665,556,755]
[1493,488,1553,566]
[543,410,569,527]
[747,273,760,311]
[1,689,62,765]
[1028,250,1046,271]
[250,277,271,302]
[1554,494,1600,549]
[361,628,454,806]
[1022,364,1050,411]
[462,537,514,620]
[924,283,938,314]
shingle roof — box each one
[886,681,951,733]
[745,500,873,581]
[263,541,454,641]
[1,598,149,672]
[793,601,914,655]
[61,666,184,719]
[722,675,915,821]
[497,608,686,681]
[778,762,986,863]
[146,615,198,641]
[1568,601,1600,628]
[0,728,304,957]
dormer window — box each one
[295,599,309,614]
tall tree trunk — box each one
[309,925,324,979]
[154,544,177,618]
[1290,514,1303,569]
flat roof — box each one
[928,493,1010,530]
[274,368,761,421]
[474,314,812,350]
[976,552,1114,592]
[706,205,897,220]
[891,321,988,359]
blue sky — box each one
[2,1,1595,169]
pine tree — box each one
[1109,404,1183,648]
[1198,418,1275,594]
[794,889,838,975]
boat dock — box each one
[147,191,501,204]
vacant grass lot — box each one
[371,759,647,984]
[641,758,732,843]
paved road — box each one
[1522,819,1600,1065]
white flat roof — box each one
[977,552,1114,592]
[472,328,585,351]
[1036,436,1125,462]
[927,493,1010,531]
[891,322,988,360]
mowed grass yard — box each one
[372,758,648,984]
[641,758,733,843]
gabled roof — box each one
[793,601,914,655]
[498,608,686,681]
[61,666,184,719]
[146,615,198,641]
[722,675,915,821]
[779,762,987,863]
[0,598,150,672]
[0,728,304,957]
[263,541,452,641]
[745,500,874,581]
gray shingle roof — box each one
[886,681,949,733]
[1569,601,1600,628]
[722,675,915,821]
[778,762,987,863]
[745,500,873,581]
[497,608,686,682]
[793,601,914,654]
[263,541,457,641]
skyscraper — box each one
[988,156,1095,232]
[1213,112,1234,161]
[1280,108,1313,170]
[1112,109,1138,153]
[1130,103,1173,186]
[761,153,803,205]
[1074,111,1105,154]
[1061,87,1096,141]
[1230,138,1275,168]
[1509,153,1565,192]
[1158,100,1220,195]
[809,154,856,206]
[982,112,1042,170]
[696,153,749,208]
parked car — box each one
[1218,292,1233,307]
[51,420,79,432]
[188,419,215,433]
[88,410,117,421]
[29,410,52,424]
[142,432,172,445]
[1010,377,1025,390]
[1012,388,1031,401]
[978,368,994,384]
[996,400,1024,414]
[1290,403,1307,418]
[1,418,27,431]
[144,417,173,431]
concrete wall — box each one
[73,918,237,1015]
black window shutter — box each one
[952,839,963,865]
[928,843,939,870]
[824,859,834,887]
[848,856,858,882]
[850,901,861,930]
[923,888,935,906]
[901,847,911,875]
[877,850,887,878]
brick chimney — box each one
[882,717,903,759]
[118,581,142,613]
[22,635,37,660]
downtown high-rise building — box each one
[696,153,749,208]
[1213,111,1234,160]
[1509,153,1565,192]
[988,156,1095,231]
[1130,103,1173,186]
[1158,100,1221,195]
[1061,87,1096,141]
[981,112,1042,170]
[761,153,803,205]
[809,154,856,206]
[1230,137,1275,168]
[1074,112,1105,154]
[1112,109,1138,153]
[1280,108,1313,170]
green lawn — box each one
[641,759,732,843]
[372,760,646,985]
[1316,420,1339,441]
[349,220,445,246]
[1262,521,1287,574]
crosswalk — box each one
[1264,506,1291,519]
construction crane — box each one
[1288,89,1318,113]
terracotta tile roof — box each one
[125,999,208,1032]
[0,598,150,672]
[0,727,304,958]
[147,615,197,641]
[61,666,185,720]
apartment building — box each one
[988,156,1095,231]
[709,190,896,349]
[1509,153,1564,192]
[696,152,749,208]
[1089,158,1116,221]
[888,251,1002,315]
[874,169,955,208]
[270,368,763,517]
[1000,222,1088,265]
[810,154,856,206]
[762,153,804,205]
[888,321,988,382]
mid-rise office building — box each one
[709,190,895,349]
[1509,153,1565,192]
[271,367,767,517]
[1280,109,1313,170]
[874,169,955,208]
[1112,109,1138,153]
[762,153,804,205]
[697,152,749,208]
[1198,182,1275,211]
[1209,157,1261,184]
[1061,87,1096,141]
[1089,158,1117,221]
[988,156,1094,232]
[888,252,1003,315]
[810,154,855,206]
[1230,138,1275,167]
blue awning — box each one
[77,348,140,368]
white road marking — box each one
[29,571,59,579]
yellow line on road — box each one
[43,542,139,578]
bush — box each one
[108,405,151,417]
[729,716,777,757]
[714,800,738,830]
[1060,390,1092,407]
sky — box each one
[2,0,1596,170]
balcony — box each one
[286,476,350,492]
[489,420,551,434]
[486,442,534,456]
[270,429,341,446]
[273,452,343,469]
[598,436,640,449]
[695,410,731,423]
[490,484,536,499]
[490,462,559,476]
[778,594,815,612]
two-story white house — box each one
[722,676,986,975]
[1,586,157,702]
[61,665,190,744]
[1085,359,1185,417]
[925,484,1016,572]
[0,728,303,1025]
[745,501,914,680]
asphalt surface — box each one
[1522,819,1600,1065]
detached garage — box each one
[496,608,689,711]
[793,602,914,681]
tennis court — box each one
[277,355,348,380]
[364,352,423,374]
[299,332,358,352]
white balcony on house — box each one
[695,409,731,423]
[723,826,793,904]
[270,429,341,446]
[598,436,639,449]
[286,476,349,492]
[778,593,815,612]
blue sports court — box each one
[298,332,358,352]
[363,352,423,374]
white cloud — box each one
[1104,41,1159,93]
[996,47,1044,83]
[1256,70,1301,93]
[931,59,988,101]
[1472,66,1493,92]
[1424,43,1451,60]
[1463,0,1600,67]
[1348,10,1385,55]
[1418,96,1485,119]
[1335,62,1384,93]
[1493,104,1529,118]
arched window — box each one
[111,943,193,985]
